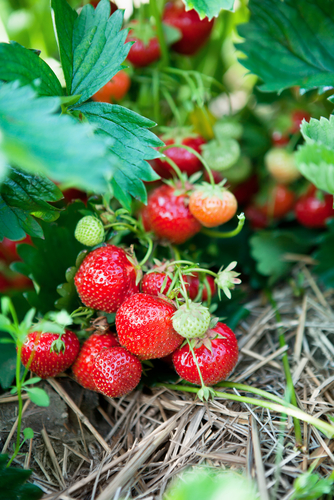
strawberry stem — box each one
[139,236,154,267]
[156,383,334,438]
[200,213,245,238]
[149,0,169,67]
[186,339,207,390]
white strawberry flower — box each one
[215,261,241,299]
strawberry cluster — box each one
[20,241,240,400]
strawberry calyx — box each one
[124,245,143,286]
[159,126,199,144]
[191,181,229,202]
[127,20,158,47]
[32,310,74,355]
[86,315,110,334]
[215,261,241,300]
[182,319,224,352]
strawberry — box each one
[172,302,211,338]
[141,268,216,301]
[92,347,142,398]
[116,293,183,360]
[72,332,119,391]
[265,148,301,184]
[189,183,238,228]
[154,135,206,178]
[75,216,104,247]
[141,271,173,296]
[126,23,161,67]
[21,330,80,379]
[146,184,201,244]
[295,188,334,228]
[172,322,238,386]
[74,244,140,313]
[259,184,295,219]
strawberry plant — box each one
[2,0,334,498]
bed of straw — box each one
[1,262,334,500]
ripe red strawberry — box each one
[116,293,183,360]
[72,333,119,391]
[146,184,201,244]
[154,136,206,178]
[259,184,295,219]
[185,273,216,301]
[295,188,334,228]
[92,347,142,398]
[21,330,80,379]
[74,245,140,313]
[163,2,214,56]
[126,25,161,67]
[189,183,238,228]
[172,322,238,386]
[141,271,173,296]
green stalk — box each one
[162,144,215,186]
[139,237,154,267]
[200,214,245,238]
[150,0,169,67]
[156,383,334,438]
[266,291,302,446]
[7,344,23,467]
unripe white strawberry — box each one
[172,301,211,338]
[75,216,104,246]
[265,148,300,184]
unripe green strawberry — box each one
[172,301,211,338]
[75,216,104,246]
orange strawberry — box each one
[189,183,237,228]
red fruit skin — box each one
[185,273,216,301]
[154,136,206,178]
[260,184,295,219]
[72,333,119,391]
[295,192,334,228]
[116,293,183,360]
[62,188,87,204]
[163,2,214,56]
[245,205,268,230]
[141,272,173,295]
[21,330,80,379]
[0,235,32,263]
[0,273,10,292]
[90,0,118,14]
[147,184,202,244]
[92,71,130,103]
[92,347,142,397]
[127,32,161,67]
[172,323,238,386]
[74,245,139,313]
[290,110,311,134]
[271,130,290,147]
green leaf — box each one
[22,377,41,386]
[0,82,117,193]
[0,454,43,500]
[250,230,315,284]
[23,427,34,440]
[56,266,78,312]
[237,0,334,93]
[26,387,50,407]
[12,202,86,314]
[313,219,334,287]
[183,0,235,20]
[76,102,162,206]
[0,196,43,241]
[52,0,131,104]
[0,333,16,389]
[51,0,78,93]
[296,116,334,194]
[0,41,62,97]
[1,167,63,223]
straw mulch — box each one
[1,263,334,500]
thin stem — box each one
[200,213,245,239]
[214,381,292,407]
[156,383,334,438]
[187,340,206,389]
[150,0,169,67]
[7,344,23,467]
[171,246,181,261]
[178,268,189,308]
[139,237,153,267]
[266,291,302,446]
[161,156,185,187]
[9,300,19,328]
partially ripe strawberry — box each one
[72,332,119,391]
[75,216,104,247]
[147,184,201,244]
[189,183,237,228]
[74,245,140,313]
[265,148,301,184]
[21,330,80,379]
[172,302,211,338]
[290,110,311,134]
[116,293,183,360]
[172,322,238,386]
[92,347,142,397]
